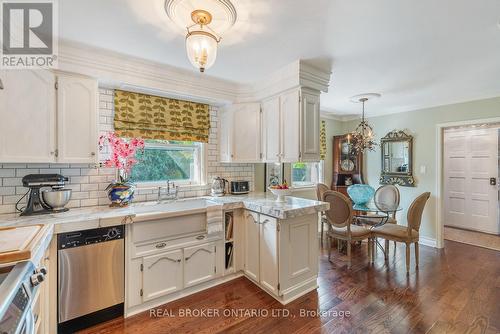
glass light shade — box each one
[185,29,218,72]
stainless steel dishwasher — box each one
[57,225,124,334]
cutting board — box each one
[0,225,46,264]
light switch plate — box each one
[420,165,426,174]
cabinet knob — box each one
[91,152,96,156]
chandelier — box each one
[185,10,221,73]
[349,94,380,154]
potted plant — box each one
[99,132,145,207]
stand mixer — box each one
[20,174,71,216]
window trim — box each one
[131,141,207,189]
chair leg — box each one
[320,221,324,246]
[328,236,332,262]
[384,239,389,260]
[367,239,371,263]
[393,241,396,250]
[405,243,410,273]
[414,242,419,269]
[347,241,352,269]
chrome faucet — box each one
[158,180,179,202]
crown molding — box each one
[57,41,331,105]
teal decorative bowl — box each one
[347,184,375,205]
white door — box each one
[261,97,280,163]
[0,69,56,163]
[259,215,279,296]
[183,243,217,288]
[300,90,321,162]
[243,211,260,282]
[57,74,98,163]
[232,103,261,162]
[142,249,183,301]
[444,127,499,234]
[280,89,300,162]
[219,108,233,162]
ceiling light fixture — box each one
[185,10,221,73]
[348,93,381,154]
[165,0,237,73]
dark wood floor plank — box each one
[79,240,500,334]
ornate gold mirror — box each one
[380,130,415,187]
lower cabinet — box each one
[140,242,217,302]
[142,249,183,302]
[243,211,260,281]
[184,243,217,288]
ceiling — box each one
[59,0,500,117]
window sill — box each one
[291,185,317,191]
[134,182,207,191]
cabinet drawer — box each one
[133,233,209,258]
[132,213,206,244]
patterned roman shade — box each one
[114,90,210,143]
[320,120,327,160]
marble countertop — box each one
[0,193,328,229]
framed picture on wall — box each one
[264,163,284,190]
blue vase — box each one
[347,184,375,205]
[107,183,135,207]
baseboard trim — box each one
[419,236,437,248]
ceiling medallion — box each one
[164,0,237,73]
[348,93,381,154]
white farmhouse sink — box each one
[132,198,218,221]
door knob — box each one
[490,178,497,186]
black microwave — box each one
[230,181,249,195]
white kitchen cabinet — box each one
[56,74,98,163]
[260,88,321,163]
[0,70,98,163]
[300,89,321,162]
[183,242,217,288]
[243,211,260,282]
[261,97,280,163]
[0,69,56,163]
[142,249,183,301]
[219,103,261,163]
[259,215,279,295]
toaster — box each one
[230,180,249,195]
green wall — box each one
[341,96,500,242]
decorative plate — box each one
[341,142,350,155]
[340,159,355,172]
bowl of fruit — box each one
[268,182,292,202]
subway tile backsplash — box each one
[0,89,254,214]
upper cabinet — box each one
[219,103,261,163]
[57,74,98,163]
[0,69,56,163]
[0,70,98,163]
[261,88,321,163]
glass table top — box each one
[353,202,402,213]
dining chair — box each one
[322,190,371,269]
[373,185,401,253]
[371,192,430,273]
[316,183,330,245]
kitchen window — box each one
[291,161,324,188]
[129,140,205,186]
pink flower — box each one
[98,132,144,180]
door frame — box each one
[435,117,500,248]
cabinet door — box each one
[232,103,261,162]
[184,243,217,288]
[243,211,260,282]
[142,249,183,301]
[300,90,321,161]
[57,74,98,163]
[261,97,280,163]
[0,69,56,163]
[219,108,233,162]
[280,89,300,162]
[259,215,279,295]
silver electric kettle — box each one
[211,177,228,197]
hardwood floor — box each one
[80,240,500,334]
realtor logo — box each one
[1,0,58,68]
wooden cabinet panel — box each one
[0,69,56,163]
[57,74,98,163]
[261,97,280,163]
[243,211,260,282]
[183,243,217,288]
[142,249,183,301]
[259,215,279,295]
[219,108,233,162]
[232,103,261,162]
[300,90,320,161]
[280,89,300,162]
